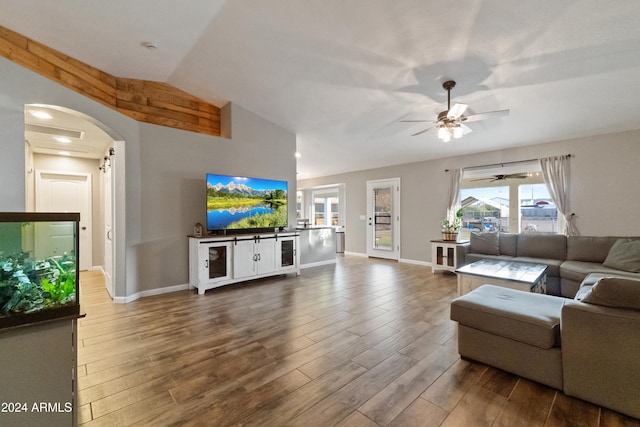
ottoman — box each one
[450,284,566,389]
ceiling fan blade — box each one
[506,173,529,179]
[461,123,473,135]
[460,109,510,123]
[399,119,437,123]
[447,103,468,119]
[411,125,437,136]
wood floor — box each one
[77,255,639,426]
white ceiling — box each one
[3,1,640,179]
[25,105,114,159]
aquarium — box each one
[0,212,80,329]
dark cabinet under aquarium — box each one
[0,212,80,329]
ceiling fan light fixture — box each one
[452,124,464,139]
[438,126,452,142]
[402,79,509,140]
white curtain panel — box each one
[447,168,463,219]
[539,155,579,236]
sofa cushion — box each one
[470,232,499,255]
[465,253,514,265]
[498,233,518,256]
[566,236,619,263]
[450,285,564,349]
[560,260,640,283]
[577,277,640,310]
[517,233,567,260]
[573,273,600,299]
[603,239,640,272]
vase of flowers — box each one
[441,208,463,241]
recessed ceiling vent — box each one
[25,123,84,139]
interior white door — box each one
[366,178,400,260]
[103,163,114,297]
[36,171,92,270]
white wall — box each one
[0,57,297,299]
[298,130,640,263]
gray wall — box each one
[0,57,297,298]
[298,130,640,263]
[132,108,296,294]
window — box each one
[519,183,558,233]
[460,186,509,234]
[298,184,345,228]
[312,189,339,226]
[296,191,303,219]
[460,166,557,234]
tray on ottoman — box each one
[456,259,548,295]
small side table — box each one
[431,239,466,273]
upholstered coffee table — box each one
[456,259,548,295]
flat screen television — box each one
[206,173,288,233]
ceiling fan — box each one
[401,80,509,141]
[471,173,529,182]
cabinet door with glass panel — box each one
[277,235,298,272]
[198,241,233,286]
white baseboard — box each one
[300,259,337,269]
[400,258,430,267]
[113,283,190,304]
[342,252,430,267]
[110,256,430,304]
[344,251,367,257]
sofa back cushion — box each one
[577,276,640,310]
[566,236,620,263]
[469,232,499,255]
[498,233,518,256]
[517,233,567,260]
[603,239,640,272]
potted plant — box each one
[441,208,463,241]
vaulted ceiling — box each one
[2,1,640,179]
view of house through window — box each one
[460,171,558,235]
[460,185,509,233]
[519,183,559,233]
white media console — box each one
[188,231,300,294]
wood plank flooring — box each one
[77,255,640,426]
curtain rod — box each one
[445,154,571,172]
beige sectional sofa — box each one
[458,232,640,297]
[451,232,640,419]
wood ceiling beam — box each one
[0,25,221,137]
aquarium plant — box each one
[0,251,77,317]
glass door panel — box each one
[366,178,400,260]
[207,245,228,279]
[373,186,393,250]
[280,239,294,267]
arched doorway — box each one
[24,104,124,299]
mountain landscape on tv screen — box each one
[206,176,287,230]
[207,181,277,198]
